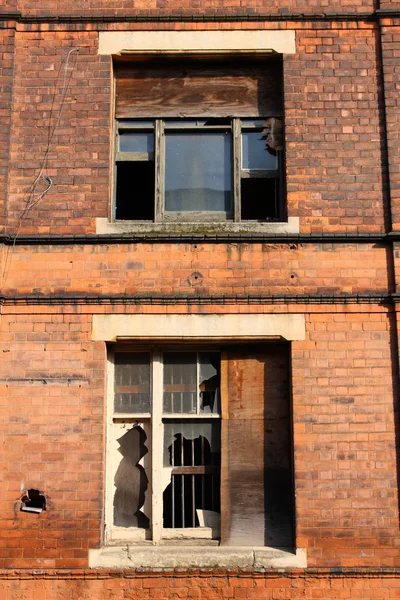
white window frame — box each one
[106,346,221,546]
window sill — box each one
[95,217,300,237]
[89,545,307,569]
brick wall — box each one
[294,312,399,567]
[0,307,398,569]
[2,25,391,235]
[381,22,400,231]
[0,312,104,569]
[1,0,400,593]
[0,242,391,298]
[1,570,400,600]
[0,27,15,233]
[6,31,111,235]
[12,0,376,16]
[285,26,387,233]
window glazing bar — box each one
[233,118,241,223]
[151,349,163,542]
[155,119,164,223]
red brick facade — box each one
[1,0,400,597]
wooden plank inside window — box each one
[220,345,293,547]
[115,60,282,119]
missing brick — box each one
[21,489,46,514]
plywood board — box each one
[115,62,282,119]
[221,345,293,547]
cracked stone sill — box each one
[89,546,307,569]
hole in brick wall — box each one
[188,272,203,286]
[20,489,46,513]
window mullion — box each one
[155,119,164,223]
[196,353,200,415]
[105,350,116,543]
[233,118,241,223]
[151,349,163,543]
[278,149,285,220]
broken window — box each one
[113,59,284,223]
[107,345,293,547]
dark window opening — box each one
[115,162,155,220]
[241,178,279,220]
[163,431,221,529]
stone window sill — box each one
[95,217,300,237]
[89,545,307,569]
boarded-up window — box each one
[220,345,293,547]
[115,59,282,119]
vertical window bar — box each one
[233,118,241,223]
[201,436,205,508]
[171,477,175,528]
[181,436,185,527]
[191,436,195,527]
[196,352,200,415]
[171,439,175,528]
[278,147,285,220]
[112,124,118,222]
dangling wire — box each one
[2,47,80,286]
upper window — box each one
[113,58,284,224]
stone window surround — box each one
[96,29,299,237]
[90,312,306,569]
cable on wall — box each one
[2,46,80,286]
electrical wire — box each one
[2,47,80,286]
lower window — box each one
[107,345,294,547]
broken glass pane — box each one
[163,352,197,414]
[241,177,279,221]
[199,352,220,414]
[240,119,265,128]
[114,352,151,413]
[114,425,150,528]
[115,161,155,220]
[165,132,232,213]
[163,419,221,528]
[242,131,278,170]
[163,420,220,467]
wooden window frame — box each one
[114,117,284,224]
[106,346,221,545]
